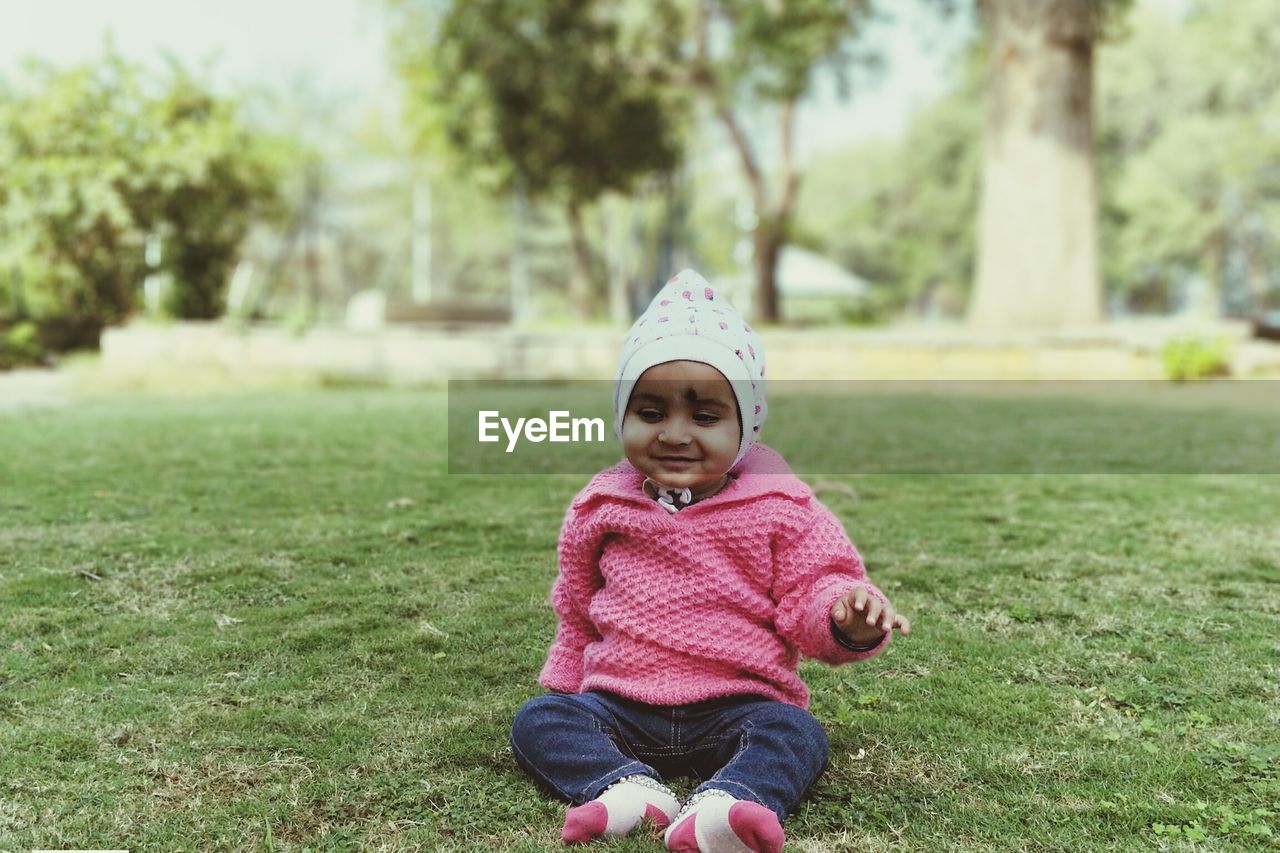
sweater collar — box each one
[572,444,811,511]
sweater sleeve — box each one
[771,500,891,665]
[537,504,605,693]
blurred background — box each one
[2,0,1279,384]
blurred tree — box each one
[0,58,143,349]
[235,75,335,323]
[967,0,1132,329]
[0,54,288,351]
[137,68,292,319]
[679,0,876,323]
[391,0,881,323]
[798,0,1280,324]
[1099,0,1280,317]
[798,52,983,319]
[389,0,685,318]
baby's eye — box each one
[637,408,664,422]
[693,411,721,424]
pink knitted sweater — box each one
[539,444,890,709]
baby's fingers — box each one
[894,614,912,637]
[850,587,870,613]
[876,602,897,632]
[834,588,869,623]
[863,597,883,627]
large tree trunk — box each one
[1241,228,1268,315]
[753,216,784,323]
[603,195,631,324]
[1192,230,1226,319]
[510,178,531,323]
[968,0,1103,330]
[710,100,799,325]
[566,201,595,320]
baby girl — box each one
[510,269,910,852]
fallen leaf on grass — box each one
[215,614,244,629]
[417,621,449,639]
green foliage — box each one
[426,175,522,302]
[391,0,683,206]
[837,288,897,326]
[0,53,289,351]
[706,0,873,103]
[1153,799,1277,843]
[1098,0,1280,308]
[390,1,880,320]
[688,0,877,322]
[797,51,983,318]
[0,321,45,369]
[977,0,1135,42]
[138,72,290,320]
[388,0,689,314]
[1159,336,1232,381]
[799,0,1280,318]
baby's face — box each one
[621,360,741,490]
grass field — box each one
[2,388,1278,851]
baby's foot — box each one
[561,774,680,844]
[664,790,785,853]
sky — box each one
[0,0,974,161]
[0,0,1187,162]
[0,0,393,97]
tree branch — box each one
[715,103,768,216]
[691,2,766,215]
[777,97,801,219]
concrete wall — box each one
[98,320,1280,383]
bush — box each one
[0,53,290,354]
[1161,336,1232,381]
[0,322,46,370]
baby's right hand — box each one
[831,586,911,645]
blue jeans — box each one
[510,691,829,821]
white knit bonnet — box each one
[613,269,766,470]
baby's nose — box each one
[659,424,692,444]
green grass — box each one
[2,389,1278,851]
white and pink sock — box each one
[664,790,785,853]
[561,774,680,844]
